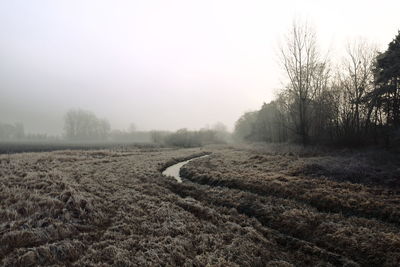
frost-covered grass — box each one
[180,145,400,266]
[0,147,294,266]
[1,145,399,266]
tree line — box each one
[0,109,230,146]
[63,109,230,145]
[0,122,61,142]
[234,22,400,147]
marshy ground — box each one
[1,144,399,266]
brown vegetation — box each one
[1,145,399,266]
[179,144,400,266]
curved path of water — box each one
[162,154,210,183]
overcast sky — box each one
[0,0,399,134]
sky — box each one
[0,0,399,134]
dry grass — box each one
[180,145,400,266]
[1,144,399,266]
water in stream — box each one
[162,155,209,182]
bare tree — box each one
[64,109,110,141]
[280,20,324,144]
[341,39,377,135]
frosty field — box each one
[1,145,399,266]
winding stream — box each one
[162,154,210,183]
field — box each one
[1,145,400,266]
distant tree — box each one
[254,101,288,142]
[233,111,258,142]
[64,109,110,141]
[212,122,231,143]
[161,128,224,147]
[212,122,227,132]
[164,129,201,147]
[0,122,25,141]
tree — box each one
[233,111,258,142]
[64,109,110,141]
[212,122,231,143]
[372,31,400,128]
[280,20,325,145]
[340,39,376,137]
[254,101,288,142]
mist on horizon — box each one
[0,0,399,136]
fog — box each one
[0,0,399,135]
